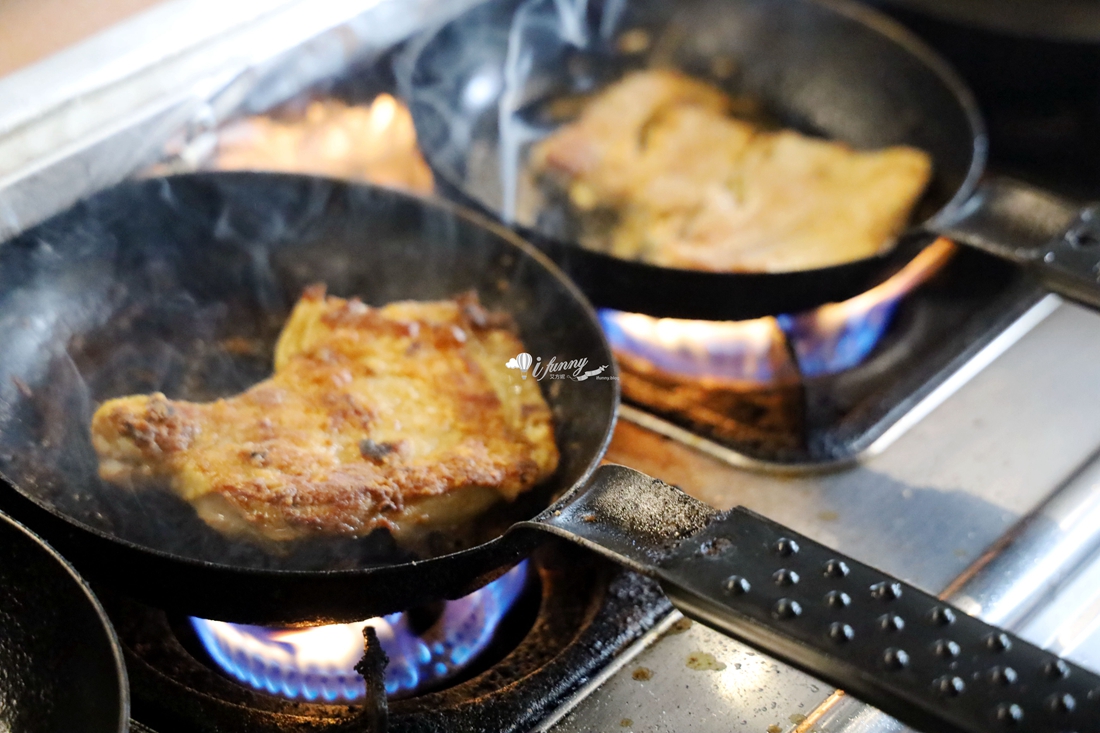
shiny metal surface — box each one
[799,438,1100,733]
[947,449,1100,628]
[1029,557,1100,671]
[610,301,1100,594]
[543,613,833,733]
[559,300,1100,732]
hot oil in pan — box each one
[59,296,562,569]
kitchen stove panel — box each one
[547,298,1100,733]
[104,295,1100,733]
[607,300,1100,593]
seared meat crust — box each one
[531,69,933,272]
[90,287,558,543]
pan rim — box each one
[0,510,130,733]
[406,0,990,280]
[870,0,1100,43]
[0,171,619,581]
[816,0,989,235]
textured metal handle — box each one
[1034,206,1100,310]
[528,466,1100,733]
[929,178,1100,310]
[660,507,1100,733]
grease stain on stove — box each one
[632,666,654,681]
[685,651,726,671]
[816,510,839,522]
[619,717,634,727]
[767,725,783,733]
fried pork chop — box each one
[90,287,558,544]
[531,69,933,272]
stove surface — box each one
[543,297,1100,732]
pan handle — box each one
[525,466,1100,733]
[929,178,1100,309]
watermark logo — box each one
[506,353,616,381]
[504,352,534,379]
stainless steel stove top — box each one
[548,296,1100,732]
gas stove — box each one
[2,2,1100,733]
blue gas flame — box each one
[776,298,899,378]
[191,561,528,701]
[601,239,955,381]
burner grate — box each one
[615,246,1044,465]
[104,542,671,733]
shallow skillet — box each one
[0,511,129,733]
[2,172,1098,733]
[401,0,1100,320]
[872,0,1100,42]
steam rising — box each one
[0,174,616,572]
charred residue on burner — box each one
[603,312,805,456]
[617,351,805,454]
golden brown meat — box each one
[531,69,933,272]
[90,287,558,544]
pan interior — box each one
[0,173,614,572]
[403,0,981,265]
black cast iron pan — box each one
[401,0,1100,321]
[3,172,1099,733]
[871,0,1100,42]
[0,511,129,733]
[0,172,615,626]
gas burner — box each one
[603,239,1044,464]
[190,562,528,702]
[104,543,670,733]
[603,238,954,386]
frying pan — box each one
[0,511,129,733]
[867,0,1100,195]
[401,0,1100,320]
[871,0,1100,42]
[2,172,1098,733]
